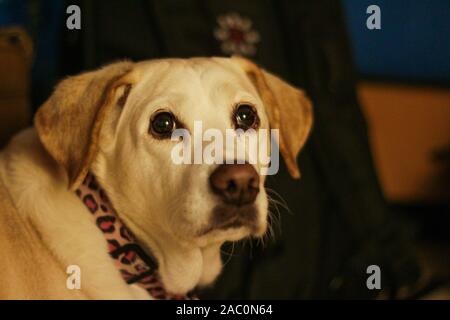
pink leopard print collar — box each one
[75,172,189,300]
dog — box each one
[0,56,312,299]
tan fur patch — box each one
[34,62,134,189]
[232,56,313,178]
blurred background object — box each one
[0,0,34,148]
[0,0,63,147]
[343,0,450,299]
[0,0,448,299]
[342,0,450,205]
[0,26,32,148]
[358,82,450,203]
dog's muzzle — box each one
[201,164,260,234]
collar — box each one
[75,172,189,300]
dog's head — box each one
[35,57,312,250]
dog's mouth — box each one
[197,204,260,236]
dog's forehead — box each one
[126,58,264,130]
[134,58,256,101]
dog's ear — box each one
[232,56,313,178]
[35,61,134,189]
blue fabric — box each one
[0,0,27,27]
[342,0,450,82]
[30,0,65,86]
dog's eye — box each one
[150,111,176,138]
[234,104,259,130]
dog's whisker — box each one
[266,187,291,214]
[224,242,237,267]
[220,241,237,266]
[267,192,282,228]
[257,205,279,247]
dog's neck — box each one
[76,172,223,297]
[133,226,223,294]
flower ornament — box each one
[214,12,260,56]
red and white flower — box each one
[214,12,260,56]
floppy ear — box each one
[232,56,313,179]
[34,61,134,189]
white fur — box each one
[0,58,269,298]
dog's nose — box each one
[209,164,260,206]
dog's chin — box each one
[194,204,267,246]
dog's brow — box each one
[117,84,132,108]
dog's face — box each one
[95,59,272,246]
[35,57,312,250]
